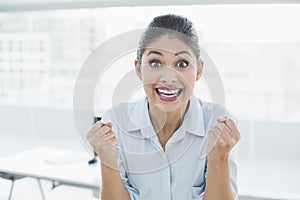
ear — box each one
[196,59,204,81]
[134,59,142,81]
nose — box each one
[159,66,178,84]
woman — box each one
[87,14,241,200]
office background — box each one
[0,1,300,200]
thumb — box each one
[104,121,113,128]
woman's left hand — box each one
[206,117,241,162]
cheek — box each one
[180,71,197,89]
[140,71,151,93]
[141,67,159,84]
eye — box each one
[149,60,162,68]
[175,60,189,68]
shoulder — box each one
[101,97,147,128]
[101,101,138,121]
[195,97,239,126]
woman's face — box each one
[135,35,203,112]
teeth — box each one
[160,93,177,98]
[157,89,180,95]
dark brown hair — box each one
[137,14,200,65]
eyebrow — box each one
[146,50,163,56]
[146,50,192,57]
[174,51,192,57]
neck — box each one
[148,101,189,136]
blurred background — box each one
[0,1,300,200]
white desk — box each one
[0,147,101,199]
[2,148,299,200]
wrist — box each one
[207,154,229,166]
[101,163,122,186]
[101,162,119,174]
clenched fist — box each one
[206,117,241,162]
[86,121,119,169]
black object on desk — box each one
[88,116,102,165]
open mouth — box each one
[155,87,182,102]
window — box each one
[0,4,299,199]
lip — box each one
[156,86,178,90]
[154,86,182,102]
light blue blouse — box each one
[102,95,238,200]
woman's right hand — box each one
[86,121,119,169]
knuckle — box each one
[100,126,110,135]
[109,133,115,140]
[102,126,109,132]
[104,132,115,142]
[104,133,112,140]
[96,121,104,126]
[226,142,231,148]
[86,132,91,140]
[96,130,104,137]
[92,122,100,130]
[94,121,103,129]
